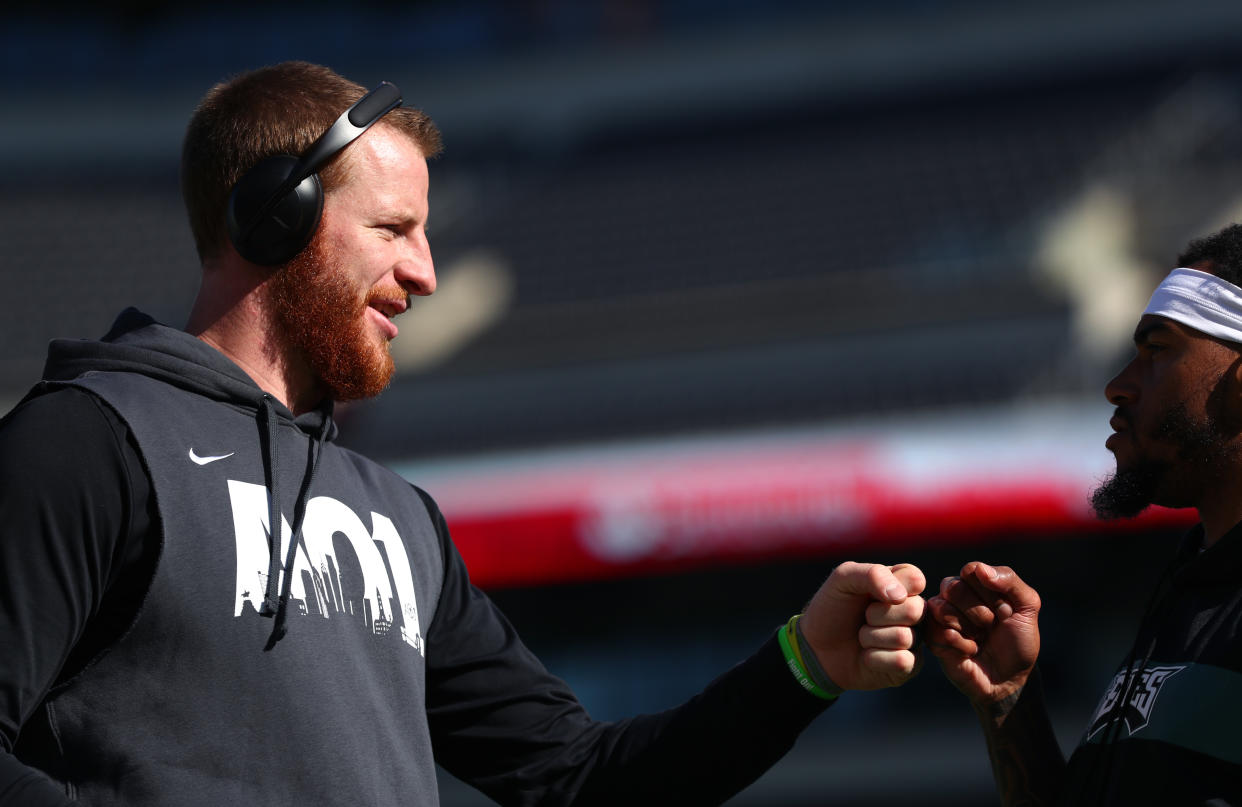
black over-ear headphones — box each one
[226,80,404,266]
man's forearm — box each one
[974,667,1065,807]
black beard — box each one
[1090,464,1164,520]
[1091,402,1230,520]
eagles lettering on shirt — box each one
[1085,664,1185,740]
[1069,657,1242,798]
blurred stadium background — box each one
[5,0,1242,803]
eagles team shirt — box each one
[1062,524,1242,805]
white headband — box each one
[1142,267,1242,344]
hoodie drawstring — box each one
[257,394,331,651]
[1090,553,1181,802]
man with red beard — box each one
[925,224,1242,805]
[0,62,926,806]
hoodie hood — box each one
[21,312,448,805]
[43,307,336,441]
[47,307,336,649]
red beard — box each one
[267,227,402,403]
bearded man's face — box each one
[1092,402,1231,519]
[263,126,435,404]
[268,228,405,402]
[1094,315,1242,519]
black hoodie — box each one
[0,310,830,806]
[1061,524,1242,805]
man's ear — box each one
[1208,353,1242,437]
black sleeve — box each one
[419,490,832,807]
[0,386,154,806]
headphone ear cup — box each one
[226,155,324,266]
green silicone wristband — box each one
[776,619,839,701]
[792,615,844,698]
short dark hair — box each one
[1176,223,1242,287]
[181,61,442,261]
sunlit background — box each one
[5,0,1242,803]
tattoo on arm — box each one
[977,672,1065,807]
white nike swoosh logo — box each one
[188,448,235,466]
